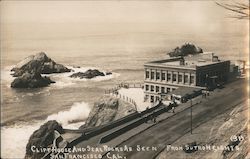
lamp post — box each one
[190,99,193,134]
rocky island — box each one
[11,72,55,88]
[10,52,71,88]
[167,43,203,57]
[11,52,71,77]
[70,69,112,79]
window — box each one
[156,86,159,92]
[161,87,165,93]
[145,85,149,91]
[190,75,195,84]
[151,72,155,80]
[146,71,149,79]
[178,74,182,83]
[167,88,170,93]
[151,85,154,92]
[150,96,154,102]
[173,74,177,82]
[162,72,166,80]
[184,75,188,83]
[167,73,171,81]
[156,72,160,80]
[172,88,176,91]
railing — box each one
[99,102,166,144]
[109,93,137,111]
[104,82,143,94]
[104,82,143,110]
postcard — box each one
[1,0,249,159]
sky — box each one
[0,0,248,60]
[0,1,237,23]
[1,1,248,36]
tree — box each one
[215,1,250,19]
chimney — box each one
[180,58,185,65]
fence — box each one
[104,82,143,94]
[109,93,138,111]
[104,82,143,111]
[99,102,166,144]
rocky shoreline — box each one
[10,52,112,88]
[25,96,135,159]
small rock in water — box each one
[70,69,105,79]
[106,72,112,75]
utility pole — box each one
[190,99,193,134]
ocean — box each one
[1,22,248,158]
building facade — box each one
[144,52,230,103]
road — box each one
[102,79,247,159]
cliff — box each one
[25,120,64,159]
[81,95,136,128]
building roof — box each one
[145,52,227,69]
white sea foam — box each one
[1,121,42,158]
[1,101,90,158]
[1,66,15,86]
[1,65,119,89]
[46,101,91,127]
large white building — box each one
[144,52,230,103]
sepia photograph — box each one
[0,0,249,159]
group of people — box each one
[202,90,210,98]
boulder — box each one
[11,72,55,88]
[84,96,119,127]
[25,120,64,159]
[80,96,136,129]
[106,72,112,75]
[167,43,203,57]
[11,52,71,77]
[69,69,105,79]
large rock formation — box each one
[25,120,64,159]
[167,43,203,57]
[11,72,55,88]
[69,69,105,79]
[81,96,136,128]
[11,52,71,77]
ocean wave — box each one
[1,101,91,158]
[1,121,42,158]
[46,101,91,127]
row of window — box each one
[145,95,159,103]
[145,84,176,93]
[145,71,195,84]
